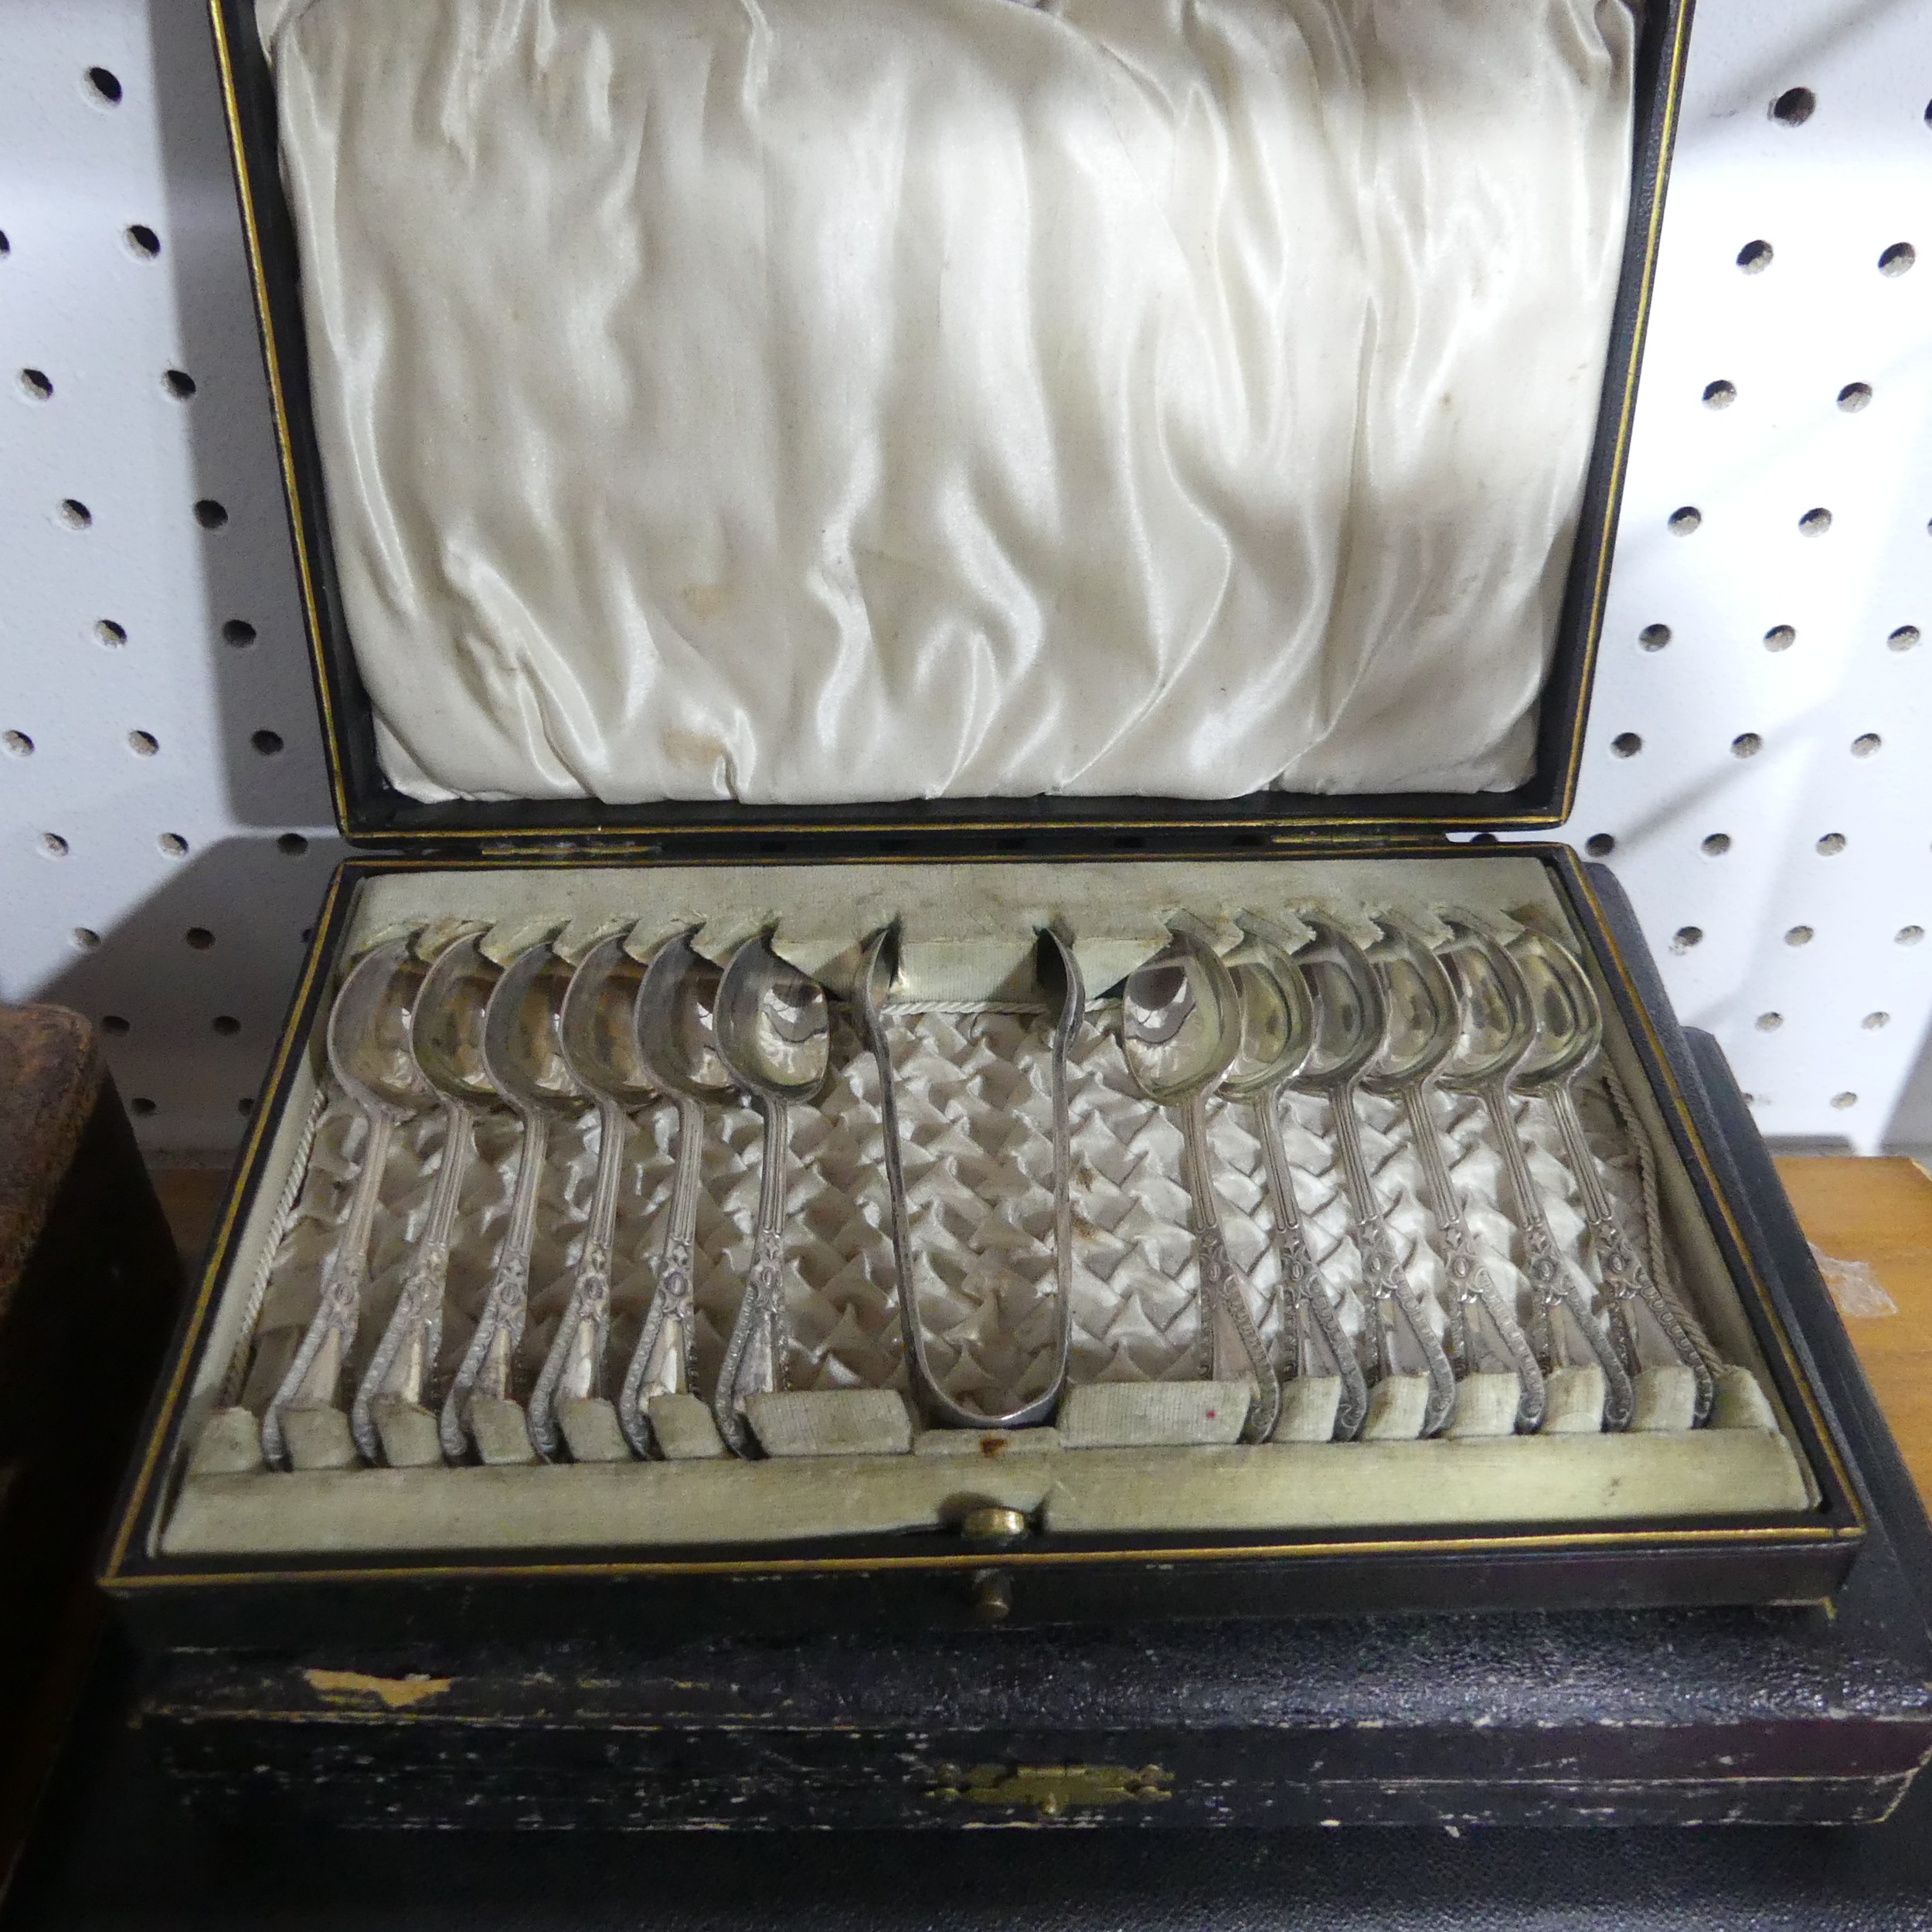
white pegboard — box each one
[0,0,1927,1159]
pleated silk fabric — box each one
[263,0,1634,804]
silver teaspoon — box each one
[1507,927,1715,1423]
[1362,915,1546,1432]
[1434,916,1634,1430]
[1121,927,1278,1444]
[263,936,430,1468]
[711,933,832,1457]
[440,939,583,1462]
[351,933,500,1464]
[528,934,658,1461]
[1221,927,1366,1440]
[619,929,738,1456]
[1289,916,1456,1437]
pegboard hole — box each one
[3,731,32,757]
[1702,833,1732,855]
[18,369,51,401]
[1584,833,1615,857]
[251,730,284,757]
[1817,832,1847,855]
[185,927,215,951]
[157,832,189,859]
[1668,506,1702,535]
[1899,926,1926,946]
[86,67,122,105]
[1610,732,1642,757]
[277,832,309,855]
[1736,240,1774,274]
[127,730,158,757]
[1702,379,1736,409]
[94,620,125,647]
[0,234,9,257]
[1638,624,1671,651]
[162,369,196,400]
[1764,625,1796,651]
[71,928,99,951]
[1770,87,1815,125]
[221,619,256,648]
[39,833,69,859]
[236,1097,253,1116]
[123,224,161,260]
[1889,626,1920,651]
[100,1015,130,1036]
[128,1097,156,1118]
[193,499,228,531]
[1879,243,1916,277]
[1864,1012,1891,1030]
[1671,927,1703,953]
[1785,925,1814,947]
[1798,507,1832,536]
[1731,732,1763,757]
[1831,1092,1859,1111]
[212,1015,240,1037]
[58,500,91,530]
[300,927,315,944]
[1756,1012,1783,1032]
[1852,733,1882,757]
[1838,382,1872,412]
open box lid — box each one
[209,0,1691,852]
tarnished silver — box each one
[350,933,500,1461]
[855,924,1087,1431]
[711,932,832,1457]
[1363,916,1546,1432]
[619,929,738,1456]
[1288,916,1457,1437]
[262,936,429,1468]
[1222,925,1366,1440]
[528,934,657,1461]
[1507,927,1716,1423]
[440,939,583,1462]
[1433,916,1634,1430]
[1121,926,1279,1443]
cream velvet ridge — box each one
[263,0,1635,805]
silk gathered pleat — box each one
[263,0,1635,805]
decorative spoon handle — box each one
[713,1096,791,1456]
[263,1107,393,1467]
[1548,1087,1714,1424]
[1401,1086,1546,1431]
[619,1094,706,1455]
[529,1097,624,1459]
[441,1108,548,1461]
[1253,1095,1365,1439]
[1481,1085,1634,1430]
[1178,1093,1278,1442]
[1328,1085,1456,1435]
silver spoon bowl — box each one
[1222,927,1362,1440]
[1363,916,1544,1430]
[618,929,740,1456]
[1121,927,1277,1442]
[440,940,585,1461]
[711,933,832,1456]
[528,934,658,1460]
[263,936,430,1468]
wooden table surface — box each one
[150,1155,1932,1511]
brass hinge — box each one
[931,1762,1172,1818]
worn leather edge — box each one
[0,1007,104,1313]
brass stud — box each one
[971,1567,1014,1624]
[959,1505,1028,1543]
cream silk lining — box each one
[262,0,1635,805]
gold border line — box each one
[209,0,349,829]
[1566,852,1861,1519]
